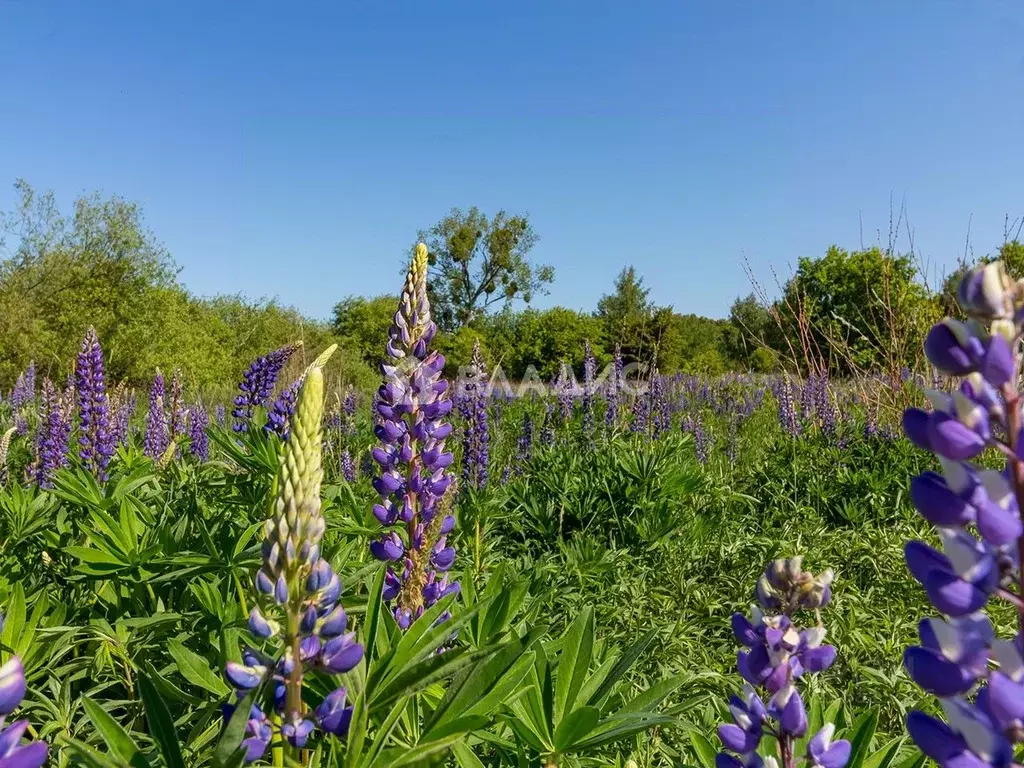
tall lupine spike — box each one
[109,381,134,447]
[604,344,623,428]
[33,378,70,489]
[514,412,533,475]
[582,340,596,438]
[717,558,846,768]
[9,361,35,411]
[144,371,168,460]
[266,381,299,441]
[188,404,210,461]
[75,328,115,481]
[233,342,303,432]
[225,345,361,759]
[0,614,48,767]
[900,259,1024,767]
[336,385,358,441]
[168,369,186,440]
[371,244,458,629]
[459,340,489,490]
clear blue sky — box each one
[1,2,1022,321]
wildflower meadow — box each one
[0,224,1019,768]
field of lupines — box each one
[0,245,1018,768]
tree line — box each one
[0,180,1014,392]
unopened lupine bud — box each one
[958,261,1018,322]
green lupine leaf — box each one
[139,665,186,768]
[168,639,230,696]
[554,605,594,724]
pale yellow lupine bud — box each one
[270,346,335,574]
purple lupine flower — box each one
[604,344,623,429]
[75,328,115,481]
[540,400,556,446]
[342,386,357,437]
[265,381,299,440]
[226,358,361,756]
[553,362,576,424]
[718,558,844,768]
[144,371,169,460]
[168,369,187,441]
[899,262,1024,767]
[631,385,649,435]
[650,370,669,437]
[775,378,801,437]
[514,412,533,475]
[459,341,489,489]
[215,404,226,426]
[694,415,711,465]
[339,448,356,483]
[0,635,47,768]
[370,244,458,630]
[33,378,70,489]
[232,343,301,432]
[188,404,210,461]
[726,418,739,462]
[582,341,596,438]
[10,362,35,410]
[109,383,135,447]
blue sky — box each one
[1,2,1022,321]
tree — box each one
[0,179,178,382]
[418,207,553,330]
[725,293,775,370]
[772,245,937,375]
[331,295,398,366]
[596,266,662,367]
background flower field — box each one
[0,182,1015,766]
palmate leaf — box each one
[167,639,231,696]
[687,729,718,768]
[583,626,658,709]
[369,731,468,768]
[80,696,154,768]
[373,645,493,709]
[423,625,545,736]
[60,736,135,768]
[351,695,410,768]
[552,705,600,751]
[554,605,594,724]
[138,664,186,768]
[861,736,908,768]
[572,711,677,750]
[846,709,880,768]
[369,595,487,702]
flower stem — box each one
[780,733,795,768]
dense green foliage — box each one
[7,179,1018,393]
[0,338,961,766]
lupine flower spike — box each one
[32,379,71,489]
[370,244,459,630]
[459,340,489,490]
[144,371,168,460]
[717,557,847,768]
[76,328,115,481]
[901,260,1024,767]
[223,345,363,761]
[232,343,302,432]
